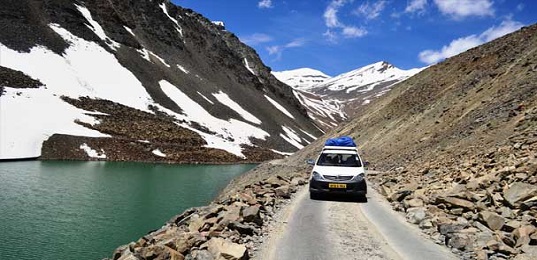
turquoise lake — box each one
[0,161,256,260]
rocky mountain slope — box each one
[0,0,321,162]
[107,22,537,260]
[290,24,537,259]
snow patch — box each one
[152,149,166,157]
[80,143,106,159]
[76,5,120,50]
[280,126,304,149]
[159,80,269,157]
[264,95,295,119]
[0,22,165,158]
[177,64,190,74]
[159,3,184,38]
[197,92,214,104]
[124,26,135,36]
[213,91,261,125]
[271,149,294,156]
[299,129,317,140]
[243,58,256,75]
[0,88,108,159]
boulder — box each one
[504,182,537,207]
[242,205,262,225]
[403,198,424,208]
[228,221,255,236]
[479,211,506,231]
[207,237,248,260]
[514,225,537,248]
[406,207,427,224]
[274,186,291,199]
[437,196,475,211]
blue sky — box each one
[173,0,536,76]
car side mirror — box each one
[364,161,370,168]
[306,159,315,165]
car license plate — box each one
[329,183,346,189]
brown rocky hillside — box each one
[284,23,537,259]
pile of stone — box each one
[370,128,537,259]
[109,171,308,260]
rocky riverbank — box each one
[108,160,311,260]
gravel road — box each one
[256,187,457,260]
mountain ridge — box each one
[0,0,321,161]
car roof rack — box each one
[322,146,357,151]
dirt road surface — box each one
[256,187,457,260]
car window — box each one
[317,153,361,167]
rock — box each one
[228,221,255,236]
[448,232,474,250]
[437,196,476,211]
[242,205,262,225]
[274,186,291,199]
[403,198,424,208]
[207,237,248,260]
[504,182,537,207]
[389,190,413,202]
[438,221,468,235]
[218,205,241,227]
[514,225,537,247]
[406,207,427,224]
[264,176,287,187]
[479,211,506,231]
[175,232,207,254]
[504,220,522,232]
[185,250,214,260]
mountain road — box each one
[256,179,457,260]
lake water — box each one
[0,161,256,260]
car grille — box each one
[323,175,353,181]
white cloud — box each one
[353,1,387,20]
[258,0,273,9]
[433,0,494,19]
[285,38,306,48]
[419,20,524,64]
[323,29,338,43]
[323,0,368,42]
[516,3,525,11]
[324,0,347,28]
[267,45,281,55]
[405,0,427,14]
[240,33,273,45]
[342,26,368,38]
[267,38,306,59]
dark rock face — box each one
[0,66,43,96]
[0,0,321,161]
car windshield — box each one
[316,153,361,167]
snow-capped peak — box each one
[272,68,331,91]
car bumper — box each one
[309,177,367,195]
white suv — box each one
[308,146,367,199]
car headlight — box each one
[312,171,324,181]
[352,173,365,181]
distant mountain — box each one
[272,68,331,91]
[273,61,423,129]
[0,0,321,161]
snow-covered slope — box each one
[0,0,320,161]
[272,68,331,91]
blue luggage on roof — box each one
[324,136,356,147]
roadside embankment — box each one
[108,159,312,260]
